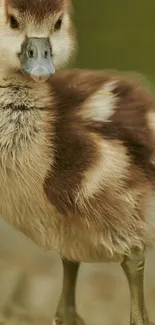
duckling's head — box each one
[0,0,76,81]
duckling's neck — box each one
[0,66,22,83]
[0,70,53,164]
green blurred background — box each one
[72,0,155,87]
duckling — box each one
[0,1,154,325]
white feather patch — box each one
[82,81,117,122]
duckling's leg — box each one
[121,247,150,325]
[55,260,85,325]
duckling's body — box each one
[0,70,155,266]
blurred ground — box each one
[0,218,155,325]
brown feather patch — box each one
[7,0,69,21]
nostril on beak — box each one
[44,51,48,59]
[26,49,49,59]
[27,49,34,59]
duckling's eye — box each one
[10,15,19,29]
[55,18,62,31]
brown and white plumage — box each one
[0,69,154,261]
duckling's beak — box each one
[19,37,55,82]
